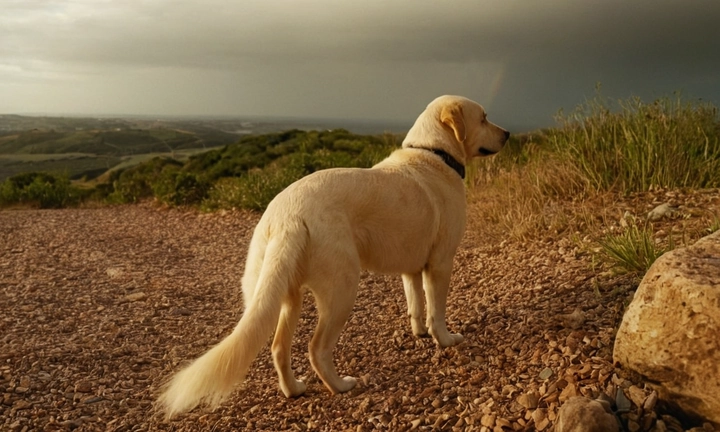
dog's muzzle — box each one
[479,148,497,156]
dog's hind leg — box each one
[423,262,464,348]
[308,272,359,395]
[402,272,429,337]
[272,285,307,397]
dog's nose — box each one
[503,130,510,141]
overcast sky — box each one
[2,0,720,131]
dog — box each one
[158,95,509,419]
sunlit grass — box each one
[549,90,720,193]
[597,219,672,276]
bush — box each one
[106,157,183,204]
[0,172,86,208]
[152,169,209,206]
[202,165,305,211]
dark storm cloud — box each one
[1,0,719,130]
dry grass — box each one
[466,138,589,242]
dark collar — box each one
[407,146,465,179]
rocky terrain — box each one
[1,191,718,431]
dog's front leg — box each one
[422,265,463,347]
[402,272,429,337]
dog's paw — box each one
[435,332,464,348]
[410,318,429,337]
[335,376,357,394]
[280,379,307,398]
[449,333,464,345]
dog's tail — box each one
[157,222,306,419]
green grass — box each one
[597,219,673,276]
[549,91,720,193]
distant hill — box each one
[0,114,409,181]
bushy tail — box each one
[157,228,305,419]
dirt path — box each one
[0,204,657,431]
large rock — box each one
[555,397,619,432]
[614,230,720,425]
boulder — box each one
[555,397,619,432]
[613,230,720,425]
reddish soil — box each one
[1,191,718,431]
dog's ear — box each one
[440,102,466,143]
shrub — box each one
[152,169,209,206]
[202,165,304,211]
[0,172,86,208]
[106,157,182,204]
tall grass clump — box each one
[550,92,720,193]
[597,218,673,276]
[467,133,591,240]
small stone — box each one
[517,391,539,409]
[14,399,31,410]
[14,387,28,394]
[106,268,124,278]
[615,387,631,412]
[627,385,646,407]
[481,413,495,427]
[170,307,191,316]
[628,420,640,432]
[643,390,658,411]
[559,382,578,402]
[123,292,147,302]
[536,417,551,431]
[532,408,546,425]
[559,309,586,330]
[82,396,103,404]
[75,381,92,393]
[647,203,678,221]
[409,418,422,430]
[538,368,553,380]
[495,417,512,428]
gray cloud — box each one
[2,0,719,130]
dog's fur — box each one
[157,95,509,419]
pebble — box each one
[538,367,553,380]
[517,392,539,409]
[123,292,147,302]
[75,381,92,393]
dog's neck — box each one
[405,146,465,179]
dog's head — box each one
[403,95,509,165]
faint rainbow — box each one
[485,62,506,109]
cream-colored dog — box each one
[158,95,509,419]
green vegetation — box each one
[0,172,89,208]
[550,92,720,192]
[0,128,397,209]
[92,129,395,208]
[597,218,674,276]
[2,92,719,281]
[468,91,720,277]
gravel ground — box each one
[1,192,718,431]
